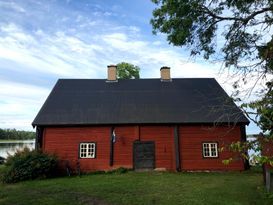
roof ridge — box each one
[57,78,216,80]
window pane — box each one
[79,143,96,158]
[203,143,218,157]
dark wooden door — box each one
[133,141,155,170]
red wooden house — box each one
[32,66,249,172]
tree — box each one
[151,0,273,77]
[0,128,35,140]
[116,62,140,79]
[243,82,273,135]
[150,0,273,166]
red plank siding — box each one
[139,126,175,171]
[42,124,245,172]
[179,125,244,171]
[112,126,138,169]
[43,127,111,172]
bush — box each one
[83,167,131,176]
[107,167,131,174]
[0,148,57,183]
[0,156,5,164]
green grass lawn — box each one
[0,168,272,205]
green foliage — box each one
[86,167,131,175]
[0,157,5,165]
[116,62,140,79]
[222,158,233,165]
[0,148,57,183]
[228,82,273,166]
[222,135,273,166]
[242,82,273,135]
[0,128,35,140]
[151,0,273,74]
[107,167,131,174]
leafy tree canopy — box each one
[151,0,273,76]
[0,128,35,140]
[116,62,140,79]
[243,82,273,135]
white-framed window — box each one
[202,142,218,158]
[79,142,96,158]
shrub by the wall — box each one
[0,156,5,164]
[0,148,57,183]
[107,167,131,174]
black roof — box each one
[32,78,249,126]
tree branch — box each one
[201,5,272,25]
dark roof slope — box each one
[32,78,249,126]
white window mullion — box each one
[79,143,96,159]
[208,143,211,157]
[203,142,218,158]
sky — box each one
[0,0,261,134]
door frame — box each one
[133,141,155,170]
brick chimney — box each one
[107,65,117,82]
[160,66,171,81]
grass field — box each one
[0,168,272,205]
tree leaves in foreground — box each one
[151,0,273,76]
[0,128,35,140]
[116,62,140,79]
[243,82,273,135]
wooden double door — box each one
[133,141,155,170]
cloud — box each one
[0,23,104,78]
[0,1,26,13]
[99,31,220,79]
[0,80,50,130]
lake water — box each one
[0,140,35,159]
